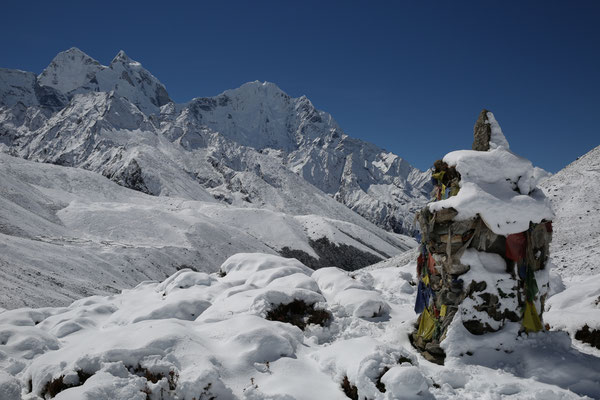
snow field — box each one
[0,153,412,309]
[1,253,598,399]
[0,254,413,399]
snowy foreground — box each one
[1,253,599,400]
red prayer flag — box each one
[427,253,436,275]
[506,232,527,262]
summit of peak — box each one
[36,49,169,114]
[111,50,134,65]
[259,81,281,88]
[64,47,87,55]
[240,80,283,91]
[222,80,288,100]
[38,48,103,94]
[49,47,100,66]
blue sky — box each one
[2,1,598,172]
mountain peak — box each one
[63,47,93,57]
[37,48,103,94]
[233,80,284,94]
[34,49,170,114]
[111,50,134,65]
[50,47,100,66]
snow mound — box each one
[381,365,433,399]
[220,253,314,280]
[313,336,417,399]
[312,267,390,319]
[0,371,21,400]
[545,273,600,349]
[429,147,554,235]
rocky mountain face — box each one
[0,48,430,235]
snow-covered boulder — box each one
[312,267,390,319]
[380,365,433,400]
[313,336,417,400]
[0,370,21,400]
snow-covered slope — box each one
[0,68,67,110]
[539,145,600,279]
[538,145,600,355]
[0,69,39,107]
[0,153,413,309]
[0,253,598,400]
[0,48,429,235]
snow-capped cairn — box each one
[411,109,554,364]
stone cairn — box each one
[410,109,553,364]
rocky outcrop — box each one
[280,236,384,271]
[575,325,600,350]
[103,159,151,195]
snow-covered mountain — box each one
[0,153,414,309]
[1,48,599,399]
[538,145,600,353]
[0,48,430,236]
[539,145,600,279]
[37,48,171,114]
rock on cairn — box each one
[411,109,554,364]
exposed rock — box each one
[575,325,600,350]
[280,236,383,271]
[434,207,458,223]
[341,376,358,400]
[104,159,152,195]
[34,83,68,109]
[265,299,331,330]
[472,109,492,151]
